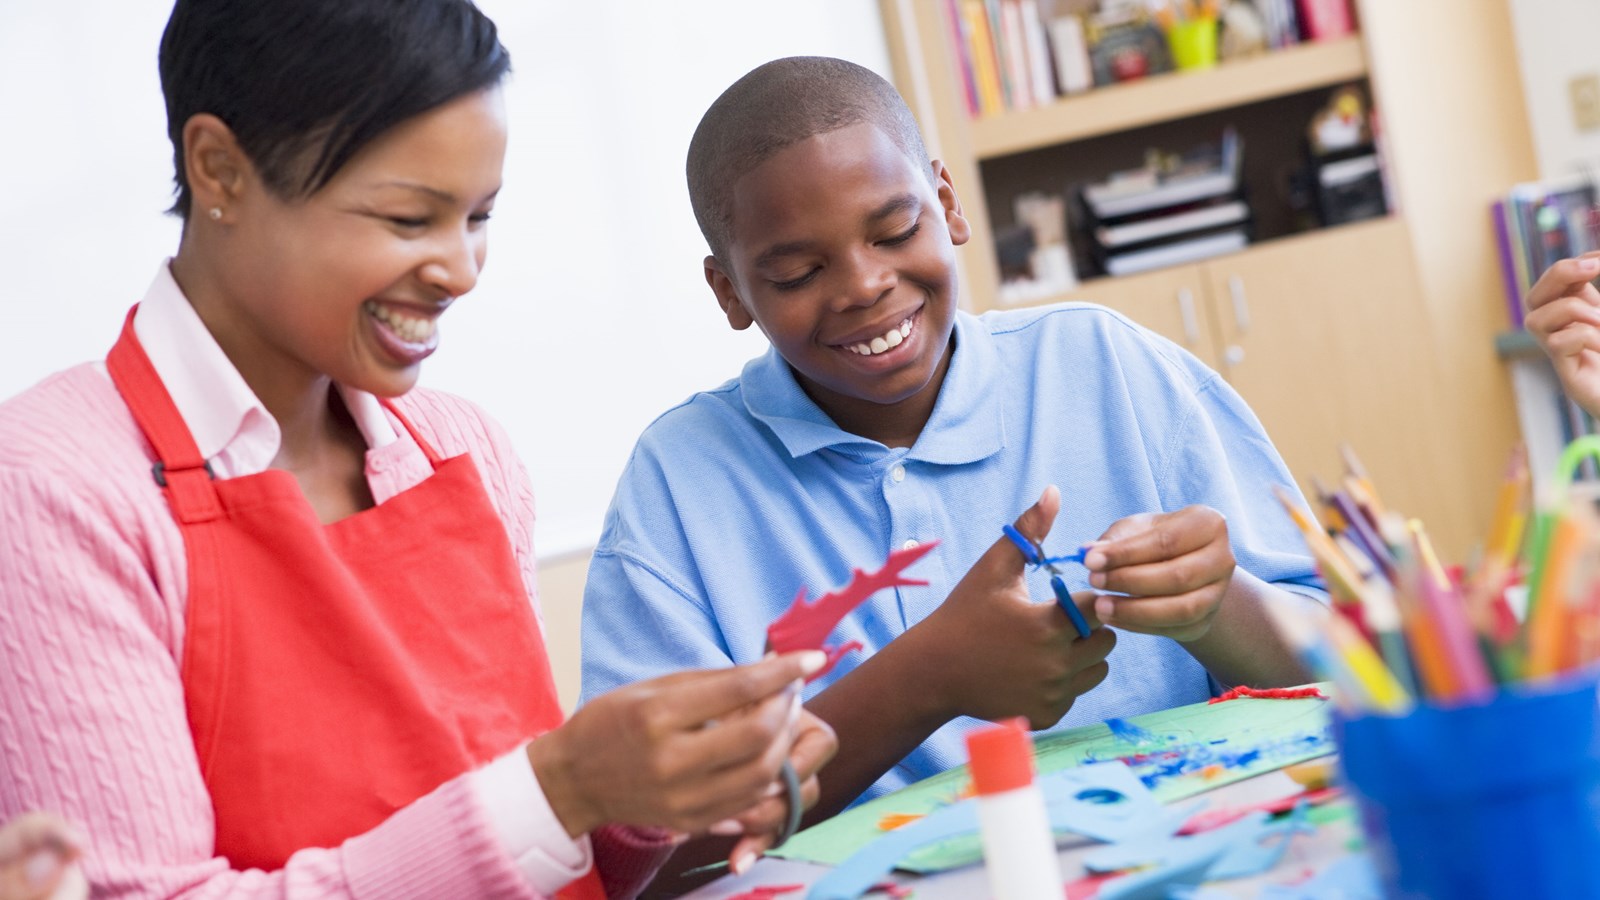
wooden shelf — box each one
[969,35,1369,159]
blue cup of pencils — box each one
[1337,670,1600,899]
[1271,438,1600,898]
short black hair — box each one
[686,57,931,262]
[159,0,510,219]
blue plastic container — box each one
[1337,671,1600,899]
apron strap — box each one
[379,398,445,466]
[105,306,224,524]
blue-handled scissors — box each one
[1002,524,1093,639]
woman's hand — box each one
[0,813,86,900]
[1525,252,1600,416]
[719,708,836,874]
[527,651,827,839]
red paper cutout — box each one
[1065,870,1125,899]
[724,884,804,900]
[766,541,938,681]
[1177,785,1343,834]
[1207,685,1328,704]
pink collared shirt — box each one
[0,264,668,898]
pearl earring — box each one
[208,207,223,221]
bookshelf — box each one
[970,35,1368,157]
[878,0,1541,560]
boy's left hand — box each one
[1081,505,1235,642]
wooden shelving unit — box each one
[971,36,1368,158]
[877,0,1539,560]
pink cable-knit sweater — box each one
[0,363,671,899]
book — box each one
[963,0,1006,115]
[985,0,1015,109]
[1104,229,1249,276]
[999,0,1033,109]
[1297,0,1353,41]
[1046,14,1093,96]
[944,0,980,117]
[1490,200,1524,329]
[1018,0,1056,106]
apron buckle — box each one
[152,459,216,488]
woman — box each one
[0,1,834,897]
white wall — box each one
[0,1,890,558]
[1507,0,1600,180]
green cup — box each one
[1167,19,1218,70]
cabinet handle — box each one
[1227,275,1251,333]
[1224,344,1246,368]
[1177,288,1199,345]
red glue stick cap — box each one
[966,717,1036,796]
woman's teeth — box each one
[847,318,914,356]
[365,301,437,344]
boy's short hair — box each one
[159,0,510,219]
[686,56,931,262]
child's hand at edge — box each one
[905,485,1116,730]
[1525,251,1600,417]
[1083,505,1235,642]
[0,812,87,900]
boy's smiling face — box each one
[705,122,971,446]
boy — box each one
[581,57,1325,819]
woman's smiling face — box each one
[208,87,508,399]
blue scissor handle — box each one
[1051,574,1093,639]
[1002,524,1093,638]
[1001,523,1042,564]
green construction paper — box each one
[772,693,1334,872]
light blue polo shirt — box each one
[580,304,1323,802]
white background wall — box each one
[0,1,889,558]
[1507,0,1600,180]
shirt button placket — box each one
[887,462,915,549]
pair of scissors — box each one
[1001,524,1094,639]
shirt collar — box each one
[131,261,397,470]
[741,310,1006,464]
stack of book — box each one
[1080,129,1250,277]
[1491,177,1600,329]
[944,0,1062,117]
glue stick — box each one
[965,718,1062,900]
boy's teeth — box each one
[364,301,437,344]
[848,317,915,356]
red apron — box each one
[106,309,605,898]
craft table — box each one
[686,693,1373,899]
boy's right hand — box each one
[907,486,1116,729]
[1525,252,1600,415]
[527,651,828,839]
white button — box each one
[902,539,919,550]
[890,465,906,483]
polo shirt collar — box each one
[741,310,1005,464]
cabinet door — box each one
[1201,217,1477,555]
[1058,265,1221,369]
